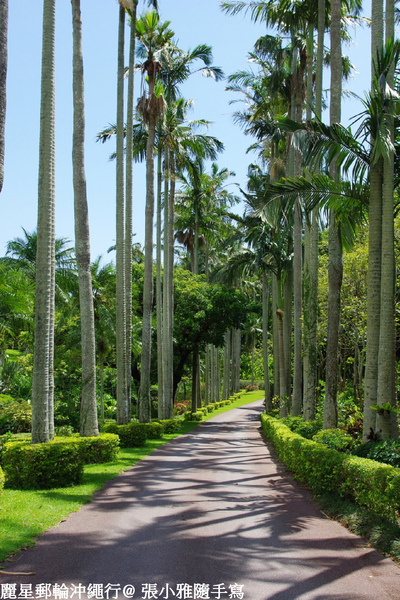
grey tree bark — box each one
[116,4,128,424]
[377,0,397,439]
[72,0,98,437]
[323,0,343,429]
[363,0,384,440]
[138,60,158,423]
[32,0,56,444]
[262,272,272,411]
[124,1,137,421]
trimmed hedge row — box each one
[102,421,148,447]
[2,433,120,490]
[3,441,84,489]
[184,393,243,422]
[102,418,184,443]
[260,414,400,522]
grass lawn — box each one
[0,390,263,564]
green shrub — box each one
[0,432,13,464]
[2,441,83,489]
[0,465,4,494]
[174,402,188,415]
[184,411,203,422]
[294,419,322,439]
[281,416,304,431]
[145,422,164,439]
[158,419,182,433]
[54,425,75,437]
[261,415,343,494]
[260,414,400,522]
[117,422,147,447]
[354,440,400,468]
[312,428,356,452]
[0,394,32,434]
[340,456,400,521]
[281,416,322,439]
[72,434,120,464]
[101,421,118,435]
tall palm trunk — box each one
[292,45,305,415]
[72,0,98,437]
[223,330,231,400]
[116,4,128,423]
[323,0,343,429]
[303,13,321,419]
[32,0,56,443]
[363,0,384,440]
[156,148,164,415]
[262,271,272,411]
[124,1,137,421]
[377,0,397,439]
[138,65,158,422]
[272,273,280,396]
[161,149,174,418]
[0,0,7,194]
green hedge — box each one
[116,422,148,447]
[184,411,204,422]
[2,441,84,489]
[156,419,182,433]
[1,433,120,490]
[72,434,119,464]
[145,422,164,439]
[0,465,4,494]
[102,421,148,447]
[260,414,400,522]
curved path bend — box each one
[1,400,400,600]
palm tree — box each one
[31,0,56,444]
[72,0,98,437]
[157,41,224,418]
[115,1,128,424]
[122,0,159,424]
[124,1,137,426]
[0,0,7,195]
[321,0,343,429]
[136,11,173,422]
[376,0,397,439]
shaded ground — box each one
[1,400,400,599]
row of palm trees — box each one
[2,0,399,442]
[0,0,243,439]
[220,0,399,440]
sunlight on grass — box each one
[0,391,262,563]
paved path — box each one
[2,400,400,600]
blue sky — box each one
[2,0,371,262]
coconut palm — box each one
[0,0,7,194]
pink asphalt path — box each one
[1,400,400,600]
